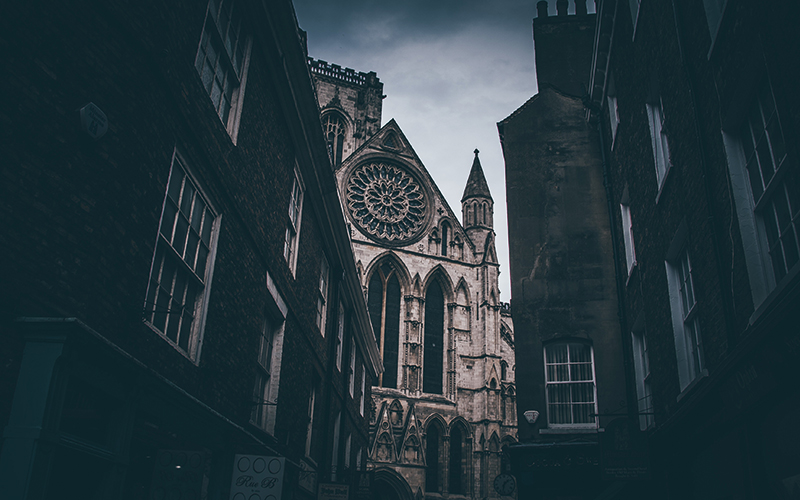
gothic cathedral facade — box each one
[310,59,517,499]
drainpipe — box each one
[595,109,636,421]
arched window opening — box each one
[482,203,487,225]
[473,202,479,224]
[501,361,508,381]
[449,426,464,494]
[323,113,346,166]
[425,424,441,492]
[441,223,449,257]
[423,280,444,394]
[367,262,401,388]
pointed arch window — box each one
[367,262,401,388]
[323,113,346,166]
[425,423,441,492]
[441,222,449,256]
[424,279,444,394]
[449,425,464,494]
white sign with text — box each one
[229,455,285,500]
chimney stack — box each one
[556,0,568,16]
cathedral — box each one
[309,58,517,500]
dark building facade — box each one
[0,1,381,499]
[585,0,800,497]
[502,0,800,497]
[499,2,630,499]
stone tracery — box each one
[347,162,427,243]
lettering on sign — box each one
[229,455,284,500]
[318,483,349,500]
[79,102,108,140]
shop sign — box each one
[298,459,317,493]
[318,483,349,500]
[79,102,108,140]
[601,418,650,480]
[230,455,285,500]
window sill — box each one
[654,163,673,205]
[748,263,800,327]
[676,369,709,403]
[625,261,637,287]
[539,427,600,435]
[142,319,199,366]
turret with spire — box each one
[462,149,494,257]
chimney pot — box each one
[556,0,568,16]
[576,0,588,15]
[536,1,549,18]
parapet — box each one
[308,58,382,89]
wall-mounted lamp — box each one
[524,410,539,425]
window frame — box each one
[607,72,620,144]
[665,241,705,392]
[284,165,305,275]
[305,380,317,460]
[335,300,344,370]
[348,335,356,397]
[543,342,599,429]
[631,319,654,430]
[316,256,330,336]
[620,186,637,276]
[194,0,252,143]
[359,361,366,416]
[144,149,221,362]
[646,91,671,198]
[249,271,287,435]
[322,112,347,166]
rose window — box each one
[346,162,427,243]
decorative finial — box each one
[474,148,479,156]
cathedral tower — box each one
[308,58,384,166]
[311,61,516,500]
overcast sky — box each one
[293,0,594,301]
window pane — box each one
[160,200,177,239]
[185,231,200,269]
[173,215,189,256]
[766,117,786,166]
[571,363,593,381]
[168,169,184,202]
[756,136,775,185]
[546,344,567,364]
[747,157,764,201]
[569,343,591,363]
[196,244,209,278]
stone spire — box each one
[461,149,493,202]
[462,149,494,250]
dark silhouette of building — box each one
[585,0,800,497]
[499,1,629,498]
[0,1,381,499]
[502,0,800,498]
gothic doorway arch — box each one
[371,467,413,500]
